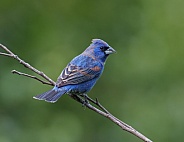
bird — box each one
[33,39,116,103]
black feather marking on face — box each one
[100,46,109,52]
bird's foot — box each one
[81,94,89,107]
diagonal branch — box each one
[0,52,13,57]
[0,44,153,142]
[72,94,152,142]
[11,70,53,86]
[0,44,55,86]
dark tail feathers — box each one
[33,89,66,103]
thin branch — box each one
[72,94,152,142]
[86,97,132,128]
[11,70,53,86]
[0,44,55,86]
[0,52,13,57]
[0,44,153,142]
[86,103,152,142]
[84,95,110,114]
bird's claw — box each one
[81,94,89,108]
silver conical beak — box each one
[105,46,116,54]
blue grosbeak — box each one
[33,39,116,103]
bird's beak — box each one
[105,46,116,54]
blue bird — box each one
[33,39,116,103]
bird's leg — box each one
[69,93,84,104]
[80,93,89,106]
[69,93,89,108]
[83,93,89,104]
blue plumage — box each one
[33,39,116,103]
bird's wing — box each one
[56,63,102,87]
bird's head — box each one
[83,39,116,63]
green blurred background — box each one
[0,0,184,142]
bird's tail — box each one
[33,87,66,103]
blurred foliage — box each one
[0,0,184,142]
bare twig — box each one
[0,44,55,86]
[72,94,152,142]
[86,103,152,142]
[11,70,53,86]
[0,52,13,57]
[84,95,110,113]
[0,44,153,142]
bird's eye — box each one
[100,46,108,52]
